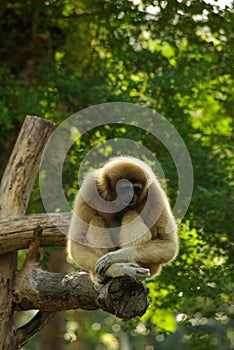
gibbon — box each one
[67,156,178,285]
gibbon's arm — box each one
[96,205,178,276]
[67,218,111,273]
[95,230,178,276]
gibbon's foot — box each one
[119,263,150,281]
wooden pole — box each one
[0,116,54,350]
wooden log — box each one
[13,263,99,312]
[0,116,55,218]
[12,262,149,318]
[0,213,70,254]
[0,115,55,350]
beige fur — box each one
[67,156,178,285]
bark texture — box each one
[0,116,55,350]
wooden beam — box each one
[0,213,70,254]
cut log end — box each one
[97,276,149,319]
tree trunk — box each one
[0,115,55,350]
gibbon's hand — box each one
[95,251,120,274]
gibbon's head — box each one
[97,157,152,207]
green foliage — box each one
[1,0,233,349]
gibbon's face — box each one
[100,159,149,207]
[117,180,144,207]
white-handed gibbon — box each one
[67,156,178,285]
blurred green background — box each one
[0,0,233,349]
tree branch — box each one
[13,263,99,311]
[13,262,149,318]
[15,311,55,349]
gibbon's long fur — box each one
[67,156,178,285]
